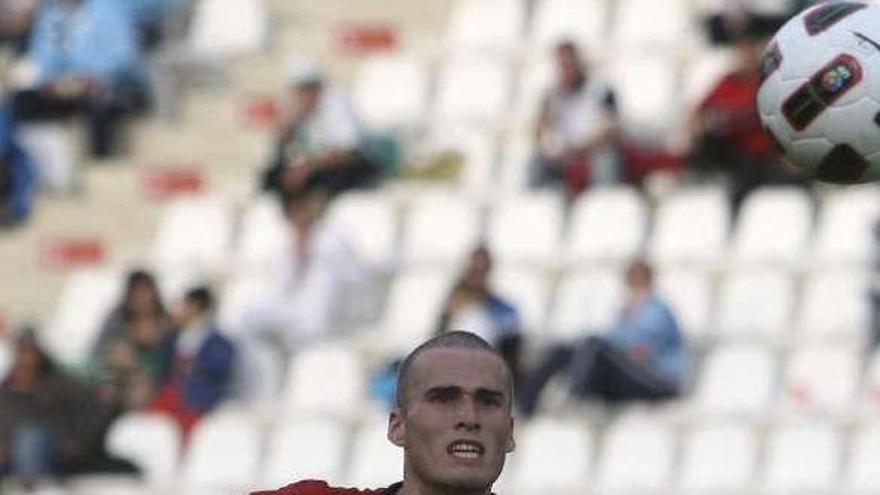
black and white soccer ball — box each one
[758,1,880,183]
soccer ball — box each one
[757,1,880,184]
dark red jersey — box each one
[250,480,401,495]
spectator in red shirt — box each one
[252,331,515,495]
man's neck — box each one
[395,480,491,495]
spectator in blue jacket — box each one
[518,259,688,417]
[123,0,186,50]
[149,286,235,440]
[0,106,36,228]
[11,0,149,158]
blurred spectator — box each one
[530,40,621,198]
[435,246,523,382]
[0,0,38,54]
[517,260,687,417]
[10,0,150,159]
[261,59,380,198]
[122,0,188,51]
[688,23,805,214]
[149,287,235,439]
[0,105,36,228]
[0,328,136,488]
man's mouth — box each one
[447,439,485,460]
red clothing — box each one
[699,70,775,161]
[251,480,398,495]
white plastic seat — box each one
[499,133,534,192]
[402,192,481,267]
[655,268,712,338]
[714,270,794,342]
[566,187,648,265]
[694,345,777,417]
[528,0,609,57]
[682,47,736,112]
[597,416,676,491]
[346,418,404,488]
[491,267,551,336]
[550,268,625,339]
[325,191,398,267]
[283,342,365,418]
[764,421,842,493]
[260,417,347,488]
[784,346,860,414]
[380,270,455,353]
[679,422,757,492]
[511,59,553,131]
[433,56,512,129]
[420,125,497,192]
[106,412,181,488]
[445,0,525,54]
[151,195,234,277]
[612,0,694,51]
[649,186,730,266]
[43,269,122,366]
[186,0,268,60]
[607,52,682,139]
[730,187,813,266]
[487,193,564,267]
[514,418,593,492]
[863,354,880,412]
[234,194,291,275]
[813,186,880,266]
[182,409,262,494]
[846,422,880,492]
[797,271,870,343]
[353,56,429,132]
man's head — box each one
[555,40,587,91]
[287,59,325,115]
[460,245,493,294]
[625,258,653,292]
[177,286,213,328]
[282,188,328,230]
[389,331,515,495]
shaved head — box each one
[395,331,514,410]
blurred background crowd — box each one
[3,0,880,494]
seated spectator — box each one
[0,328,137,488]
[517,260,687,417]
[0,105,36,228]
[530,40,621,198]
[261,59,380,198]
[149,287,235,439]
[688,21,805,214]
[435,246,523,382]
[122,0,187,51]
[0,0,38,54]
[11,0,150,159]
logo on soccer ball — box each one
[821,64,853,92]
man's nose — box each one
[455,398,481,431]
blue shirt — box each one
[28,0,146,88]
[0,107,36,221]
[606,295,688,386]
[123,0,182,26]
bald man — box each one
[252,331,516,495]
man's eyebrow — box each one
[475,388,507,400]
[424,385,462,397]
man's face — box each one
[555,46,582,88]
[389,348,514,494]
[293,84,321,115]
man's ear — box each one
[388,407,406,448]
[505,416,515,453]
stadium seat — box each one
[233,194,291,275]
[283,342,365,418]
[812,186,880,267]
[694,344,777,417]
[259,417,348,489]
[846,422,880,493]
[654,268,713,338]
[682,47,736,112]
[186,0,268,60]
[420,125,497,192]
[433,56,513,129]
[401,191,481,267]
[353,56,430,133]
[511,59,553,131]
[784,345,860,415]
[487,193,564,267]
[151,194,234,280]
[379,269,455,352]
[730,187,813,267]
[513,418,593,493]
[325,191,398,268]
[68,476,149,495]
[565,186,648,266]
[648,186,730,266]
[606,52,681,139]
[796,270,870,343]
[763,420,842,493]
[864,354,880,412]
[106,412,181,488]
[498,133,534,192]
[528,0,609,58]
[491,267,551,336]
[678,422,757,493]
[714,269,795,343]
[612,0,695,51]
[549,267,625,339]
[346,417,404,488]
[597,415,676,492]
[445,0,525,55]
[182,408,262,495]
[43,268,122,367]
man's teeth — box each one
[450,443,482,458]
